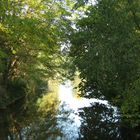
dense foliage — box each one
[70,0,140,128]
[1,0,140,139]
[0,0,72,139]
[0,0,72,106]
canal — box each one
[0,81,138,140]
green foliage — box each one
[0,1,73,138]
[0,0,72,102]
[70,0,140,127]
[121,79,140,127]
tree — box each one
[0,0,72,103]
[70,0,140,130]
[0,0,73,139]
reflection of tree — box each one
[20,90,62,140]
[57,102,79,140]
[78,103,121,140]
[0,81,62,140]
[22,116,62,140]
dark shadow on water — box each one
[78,103,140,140]
[78,103,121,140]
[0,100,140,140]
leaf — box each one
[12,50,17,55]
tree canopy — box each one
[70,0,140,128]
[0,0,140,139]
[0,0,73,138]
[0,0,73,104]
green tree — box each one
[0,0,72,104]
[0,0,73,139]
[70,0,140,129]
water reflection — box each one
[58,82,140,140]
[1,81,137,140]
[58,82,81,139]
[78,103,121,140]
[58,81,121,140]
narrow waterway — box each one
[57,81,120,140]
[0,81,130,140]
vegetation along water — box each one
[0,0,140,139]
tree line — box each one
[0,0,140,139]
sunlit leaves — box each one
[0,2,74,126]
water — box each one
[57,81,120,140]
[1,81,139,140]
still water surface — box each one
[0,81,123,140]
[57,81,120,140]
